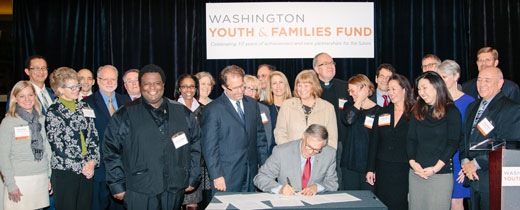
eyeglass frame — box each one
[62,84,82,91]
[317,61,336,67]
[224,84,245,92]
[303,137,323,154]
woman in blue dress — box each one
[437,60,475,210]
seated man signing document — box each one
[254,124,338,196]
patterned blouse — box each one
[45,99,100,174]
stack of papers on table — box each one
[208,192,361,209]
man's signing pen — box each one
[286,177,292,187]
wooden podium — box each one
[489,146,520,210]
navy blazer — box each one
[83,91,131,181]
[460,92,520,193]
[201,94,268,192]
[6,87,55,115]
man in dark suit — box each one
[369,63,395,107]
[312,52,350,188]
[201,65,268,194]
[462,47,520,103]
[254,124,338,196]
[122,69,141,101]
[83,65,131,210]
[460,66,520,210]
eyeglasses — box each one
[421,63,437,69]
[30,66,48,71]
[317,61,336,67]
[99,77,117,82]
[257,74,269,79]
[225,84,245,92]
[180,85,196,90]
[244,86,258,92]
[62,84,81,91]
[304,139,322,154]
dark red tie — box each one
[382,95,389,107]
[82,95,87,99]
[302,157,311,189]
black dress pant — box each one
[470,188,490,210]
[51,169,93,210]
[124,189,184,210]
[341,167,374,191]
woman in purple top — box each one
[438,60,475,210]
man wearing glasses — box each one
[83,65,130,210]
[254,124,338,196]
[313,52,350,189]
[9,55,55,114]
[256,64,275,101]
[369,64,395,107]
[202,65,268,194]
[462,46,520,103]
[421,54,441,72]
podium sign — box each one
[489,147,520,210]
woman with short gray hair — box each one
[437,60,475,210]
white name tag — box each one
[260,113,269,124]
[364,116,374,129]
[172,133,189,149]
[82,109,96,118]
[14,126,30,140]
[378,114,391,126]
[338,99,348,110]
[477,118,494,136]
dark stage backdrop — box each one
[12,0,520,98]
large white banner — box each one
[206,2,374,59]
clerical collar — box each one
[320,79,333,89]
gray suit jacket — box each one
[254,139,338,193]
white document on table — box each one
[206,202,229,210]
[319,193,361,202]
[270,195,305,207]
[229,200,271,209]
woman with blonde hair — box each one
[243,75,275,155]
[0,81,52,210]
[274,70,337,149]
[45,67,99,210]
[261,71,292,140]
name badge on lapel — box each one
[171,132,188,149]
[364,115,375,129]
[260,113,269,124]
[338,99,348,110]
[82,108,96,118]
[378,114,391,126]
[14,126,30,140]
[477,117,494,136]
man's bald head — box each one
[477,66,504,100]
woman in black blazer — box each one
[407,71,461,210]
[366,74,414,210]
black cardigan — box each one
[406,104,461,174]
